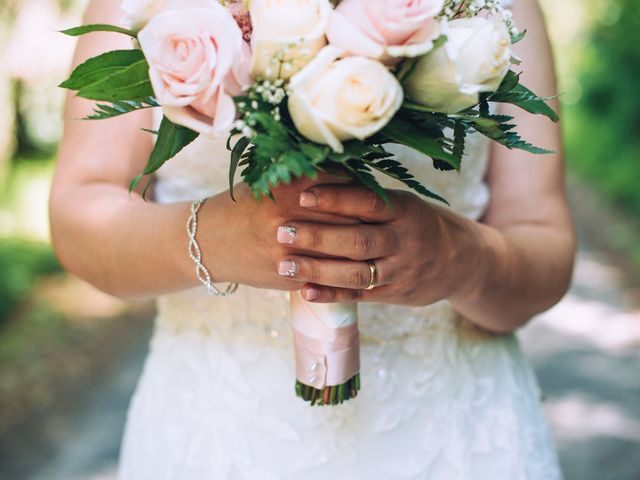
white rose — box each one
[404,16,512,113]
[250,0,332,79]
[288,46,403,153]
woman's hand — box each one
[198,175,357,292]
[274,184,484,306]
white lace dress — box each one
[117,121,563,479]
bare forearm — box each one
[448,0,576,332]
[448,216,575,333]
[50,182,201,299]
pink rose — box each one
[137,1,251,136]
[327,0,444,63]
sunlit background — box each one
[0,1,639,479]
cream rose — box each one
[288,46,403,153]
[327,0,444,63]
[404,16,512,113]
[137,1,251,136]
[249,0,332,79]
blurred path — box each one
[0,317,152,480]
[520,178,640,480]
[3,178,640,480]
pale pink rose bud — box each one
[327,0,445,63]
[404,16,512,114]
[137,1,252,136]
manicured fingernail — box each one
[300,191,318,207]
[277,225,297,244]
[278,260,298,277]
[304,287,320,301]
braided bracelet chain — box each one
[187,199,238,297]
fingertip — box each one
[299,191,318,208]
[302,285,320,301]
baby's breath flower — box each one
[440,0,519,38]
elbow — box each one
[51,238,150,303]
[498,256,576,334]
[541,232,577,313]
[49,228,116,299]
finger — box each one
[299,185,399,222]
[277,223,397,260]
[300,284,391,303]
[277,256,391,290]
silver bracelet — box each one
[186,199,238,297]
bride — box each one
[50,0,575,478]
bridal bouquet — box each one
[60,0,557,406]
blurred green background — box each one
[0,1,639,479]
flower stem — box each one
[295,373,361,406]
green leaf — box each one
[345,162,390,205]
[85,97,159,120]
[358,156,448,204]
[228,136,251,201]
[130,117,199,197]
[495,70,521,95]
[446,121,466,171]
[489,72,559,122]
[60,24,138,38]
[380,116,460,169]
[60,49,154,102]
[77,57,153,101]
[511,29,527,44]
[459,113,554,155]
[60,49,146,91]
[510,83,559,122]
[479,99,489,117]
[327,141,384,164]
[299,143,331,165]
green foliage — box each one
[130,117,199,197]
[488,71,559,122]
[379,115,460,170]
[60,23,138,38]
[0,240,60,327]
[566,0,640,214]
[358,154,448,204]
[452,121,467,163]
[230,89,448,203]
[60,49,154,102]
[228,136,251,200]
[511,29,527,44]
[459,109,554,155]
[86,98,159,120]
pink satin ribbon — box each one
[290,293,360,389]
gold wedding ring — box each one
[365,260,378,290]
